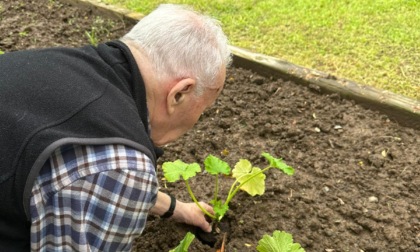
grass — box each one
[102,0,419,100]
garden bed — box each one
[1,0,419,251]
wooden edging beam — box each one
[231,48,420,130]
[61,0,420,130]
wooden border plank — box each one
[231,47,420,129]
[60,0,142,24]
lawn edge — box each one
[60,0,420,130]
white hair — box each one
[122,4,231,95]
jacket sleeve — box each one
[30,144,158,251]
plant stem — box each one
[185,180,216,219]
[213,175,219,204]
[227,179,239,202]
[224,166,271,206]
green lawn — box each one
[103,0,419,100]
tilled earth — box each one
[1,0,419,251]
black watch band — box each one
[161,194,176,219]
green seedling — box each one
[257,230,305,252]
[19,31,28,37]
[85,28,99,46]
[163,152,294,221]
[169,232,195,252]
[169,230,304,252]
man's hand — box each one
[150,191,214,232]
[172,201,214,233]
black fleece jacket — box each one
[0,40,160,251]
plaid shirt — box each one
[30,144,158,251]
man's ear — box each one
[167,78,196,115]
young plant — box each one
[162,152,294,221]
[169,232,195,252]
[257,230,305,252]
[85,28,99,46]
[169,230,305,252]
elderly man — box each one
[0,4,231,251]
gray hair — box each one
[122,4,232,95]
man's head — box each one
[122,4,231,146]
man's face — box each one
[151,68,226,146]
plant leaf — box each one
[238,168,266,196]
[204,154,231,175]
[162,160,201,182]
[232,159,266,196]
[169,232,196,252]
[262,152,295,175]
[232,159,253,178]
[256,230,305,252]
[212,200,229,220]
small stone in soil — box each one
[368,196,379,203]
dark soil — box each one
[1,1,419,251]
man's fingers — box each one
[201,220,212,233]
[199,201,214,215]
